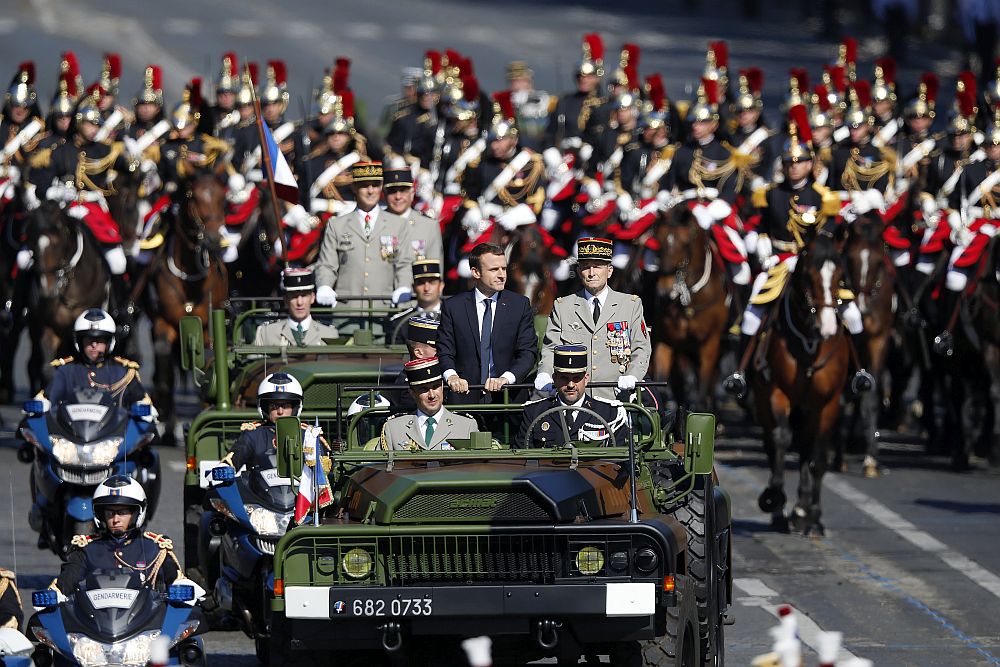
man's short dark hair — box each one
[469,242,505,271]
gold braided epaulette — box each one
[241,421,261,431]
[71,534,95,548]
[114,356,140,369]
[50,356,74,367]
[143,531,174,550]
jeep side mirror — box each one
[179,316,205,372]
[276,416,304,481]
[683,412,715,475]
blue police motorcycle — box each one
[17,388,161,558]
[27,571,205,667]
[201,457,294,664]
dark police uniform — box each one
[55,531,181,595]
[0,568,22,630]
[46,355,149,408]
[222,421,276,477]
[517,394,624,448]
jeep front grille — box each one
[53,464,113,486]
[393,491,550,522]
[385,534,561,585]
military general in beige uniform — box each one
[381,357,478,450]
[314,161,414,308]
[382,166,444,263]
[536,237,651,400]
[254,268,340,346]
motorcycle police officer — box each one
[53,476,182,595]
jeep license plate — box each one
[335,596,433,617]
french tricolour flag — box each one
[261,121,299,204]
[294,424,332,524]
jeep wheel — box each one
[641,575,700,666]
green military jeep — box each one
[268,395,731,666]
[178,303,410,581]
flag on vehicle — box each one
[260,119,299,204]
[294,424,332,524]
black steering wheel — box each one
[524,405,615,447]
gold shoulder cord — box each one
[841,147,893,194]
[786,205,825,249]
[76,143,125,195]
[498,156,543,208]
[87,367,137,397]
[689,147,738,193]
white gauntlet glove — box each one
[316,285,338,307]
[534,372,554,394]
[391,286,413,305]
[756,235,774,268]
[705,198,732,221]
[617,375,638,391]
[282,204,316,235]
[497,203,535,231]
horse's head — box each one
[25,203,79,298]
[844,212,885,309]
[655,205,703,274]
[179,173,227,255]
[106,165,142,250]
[794,233,845,339]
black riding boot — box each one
[850,330,876,394]
[723,333,753,397]
[932,289,960,356]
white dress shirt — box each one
[584,287,609,320]
[416,406,446,440]
[286,315,313,332]
[357,206,380,235]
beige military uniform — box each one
[380,408,478,450]
[398,208,443,262]
[253,318,340,346]
[313,209,414,303]
[540,288,651,399]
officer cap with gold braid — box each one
[281,267,315,293]
[553,344,589,374]
[413,258,442,280]
[576,237,613,263]
[406,317,439,346]
[383,167,414,190]
[352,161,383,184]
[404,356,443,386]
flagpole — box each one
[246,64,289,269]
[313,416,321,527]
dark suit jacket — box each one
[437,288,538,391]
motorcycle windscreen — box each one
[54,389,127,442]
[71,570,165,641]
[244,453,296,511]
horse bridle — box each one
[35,227,85,289]
[661,219,714,310]
[167,188,224,282]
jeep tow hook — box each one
[536,619,562,650]
[378,621,403,652]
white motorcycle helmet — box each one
[92,475,147,537]
[257,372,304,419]
[73,308,117,356]
[347,392,391,417]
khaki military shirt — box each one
[380,408,478,450]
[253,318,340,346]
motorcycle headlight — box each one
[209,497,236,522]
[246,504,292,537]
[50,436,122,467]
[68,630,162,667]
[67,633,110,666]
[118,630,160,665]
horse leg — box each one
[860,332,890,477]
[152,318,178,448]
[791,397,839,536]
[756,389,791,531]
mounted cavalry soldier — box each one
[313,161,414,308]
[536,237,650,400]
[519,344,626,448]
[544,34,606,150]
[728,67,775,198]
[2,61,45,216]
[211,52,242,143]
[25,55,82,210]
[723,106,874,398]
[380,356,478,451]
[91,53,132,141]
[506,60,552,151]
[385,50,441,171]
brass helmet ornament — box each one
[487,90,518,141]
[844,80,874,129]
[612,43,640,90]
[613,64,641,111]
[216,51,239,95]
[809,85,835,130]
[136,65,164,106]
[783,67,809,112]
[704,40,729,96]
[316,57,351,116]
[417,50,442,94]
[578,33,605,78]
[948,72,978,136]
[260,59,289,109]
[236,62,258,108]
[872,56,897,105]
[97,52,121,99]
[687,76,721,123]
[75,86,104,127]
[324,90,355,135]
[50,53,81,117]
[821,64,848,113]
[987,106,1000,147]
[6,61,37,108]
[782,104,814,163]
[170,77,203,132]
[640,73,670,131]
[904,72,938,120]
[734,67,764,113]
[449,74,481,123]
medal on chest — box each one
[606,321,632,373]
[380,235,399,260]
[411,239,426,257]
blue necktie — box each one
[480,298,493,383]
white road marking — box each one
[163,18,200,35]
[735,578,860,662]
[825,476,1000,601]
[0,18,18,34]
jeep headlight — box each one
[246,505,292,537]
[51,436,122,466]
[575,546,605,575]
[342,548,373,579]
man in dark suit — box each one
[518,345,626,448]
[437,242,538,402]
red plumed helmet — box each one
[63,51,80,79]
[444,49,463,68]
[922,72,939,104]
[333,57,350,93]
[702,77,719,106]
[149,65,163,92]
[17,61,35,85]
[247,62,259,84]
[222,51,238,77]
[461,74,479,103]
[959,70,977,101]
[189,77,203,108]
[840,37,857,66]
[957,87,976,117]
[852,80,872,109]
[709,41,728,68]
[875,57,896,86]
[104,53,121,80]
[645,73,665,111]
[61,70,77,98]
[340,90,355,119]
[789,103,812,144]
[582,33,604,62]
[268,59,287,86]
[813,85,832,112]
[790,67,809,93]
[824,65,846,93]
[492,89,515,121]
[621,43,640,67]
[741,67,763,94]
[424,50,442,75]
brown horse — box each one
[503,223,558,317]
[840,213,896,477]
[24,203,109,389]
[226,186,282,299]
[151,174,229,445]
[753,233,850,535]
[650,206,729,413]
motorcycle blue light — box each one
[167,585,194,602]
[212,466,236,482]
[130,403,152,417]
[32,590,59,607]
[23,400,45,414]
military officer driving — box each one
[519,345,626,448]
[380,357,478,451]
[253,267,339,346]
[536,238,651,400]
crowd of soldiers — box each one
[1,34,998,402]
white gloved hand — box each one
[143,170,162,193]
[45,182,65,202]
[139,158,157,174]
[497,203,536,231]
[461,205,484,233]
[391,286,413,305]
[561,137,583,150]
[23,184,40,210]
[617,192,635,215]
[617,375,638,391]
[583,179,601,201]
[67,205,87,219]
[692,206,714,230]
[123,136,141,161]
[228,172,246,193]
[756,235,773,267]
[542,147,563,171]
[578,143,594,163]
[247,169,264,183]
[534,372,555,394]
[540,207,559,231]
[921,197,937,221]
[457,257,472,278]
[282,204,315,235]
[316,285,338,307]
[16,248,33,270]
[655,190,674,212]
[553,258,572,282]
[481,202,503,220]
[2,164,20,184]
[706,198,732,221]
